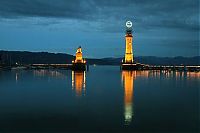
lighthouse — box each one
[72,46,86,71]
[74,46,85,63]
[122,21,137,70]
[124,21,134,63]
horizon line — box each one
[0,49,199,59]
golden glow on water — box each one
[133,70,200,79]
[187,72,200,78]
[72,71,74,89]
[72,71,86,96]
[121,71,136,125]
[135,71,149,78]
[121,70,199,125]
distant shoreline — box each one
[0,50,199,66]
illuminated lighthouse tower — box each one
[122,21,136,70]
[124,21,134,63]
[72,46,86,70]
[74,46,85,63]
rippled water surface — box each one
[0,66,199,132]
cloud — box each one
[0,0,199,57]
[0,0,198,32]
[0,0,98,20]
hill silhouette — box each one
[0,50,199,66]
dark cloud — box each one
[0,0,97,19]
[0,0,198,32]
[93,0,199,32]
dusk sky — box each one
[0,0,199,58]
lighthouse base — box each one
[121,63,145,70]
[72,63,86,71]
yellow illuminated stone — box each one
[73,46,86,63]
[125,34,133,63]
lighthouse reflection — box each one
[121,70,135,125]
[72,71,86,96]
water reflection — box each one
[186,72,200,78]
[15,72,19,83]
[72,71,86,96]
[133,70,200,79]
[120,70,200,125]
[33,70,65,78]
[121,70,136,125]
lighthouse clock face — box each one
[126,21,132,28]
